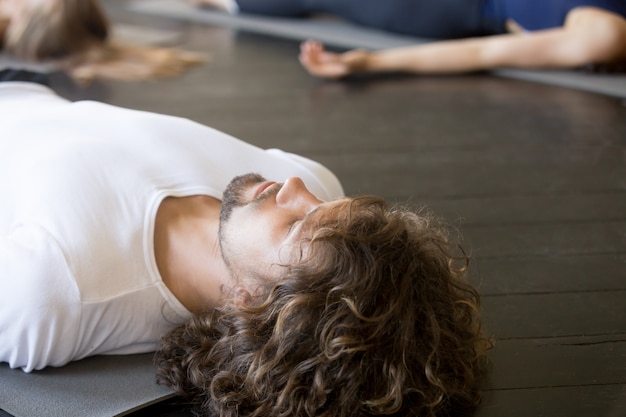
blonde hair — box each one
[2,0,203,83]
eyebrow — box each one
[306,206,321,222]
[290,205,322,239]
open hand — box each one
[299,40,368,79]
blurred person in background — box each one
[192,0,626,78]
[0,0,203,83]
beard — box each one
[219,173,266,225]
[218,173,267,267]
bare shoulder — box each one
[565,7,626,61]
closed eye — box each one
[286,206,322,238]
[287,219,300,234]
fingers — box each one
[299,40,349,79]
[300,40,324,57]
[299,40,324,66]
[298,40,323,74]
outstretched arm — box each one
[299,7,626,78]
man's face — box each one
[218,173,335,284]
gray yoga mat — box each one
[129,0,626,99]
[0,354,174,417]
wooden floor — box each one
[18,1,626,416]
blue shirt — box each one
[235,0,626,38]
[485,0,626,32]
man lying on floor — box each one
[0,77,491,417]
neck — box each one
[154,195,231,314]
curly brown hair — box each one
[155,196,492,417]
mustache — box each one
[252,182,283,205]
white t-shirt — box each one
[0,82,344,372]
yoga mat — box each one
[128,0,423,50]
[129,0,626,99]
[0,354,174,417]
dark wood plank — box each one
[488,335,626,388]
[470,254,626,295]
[428,193,626,226]
[482,291,626,339]
[461,221,626,259]
[320,148,626,199]
[479,384,626,417]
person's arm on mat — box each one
[299,7,626,78]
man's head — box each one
[156,175,491,417]
[218,173,345,296]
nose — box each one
[275,177,322,211]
